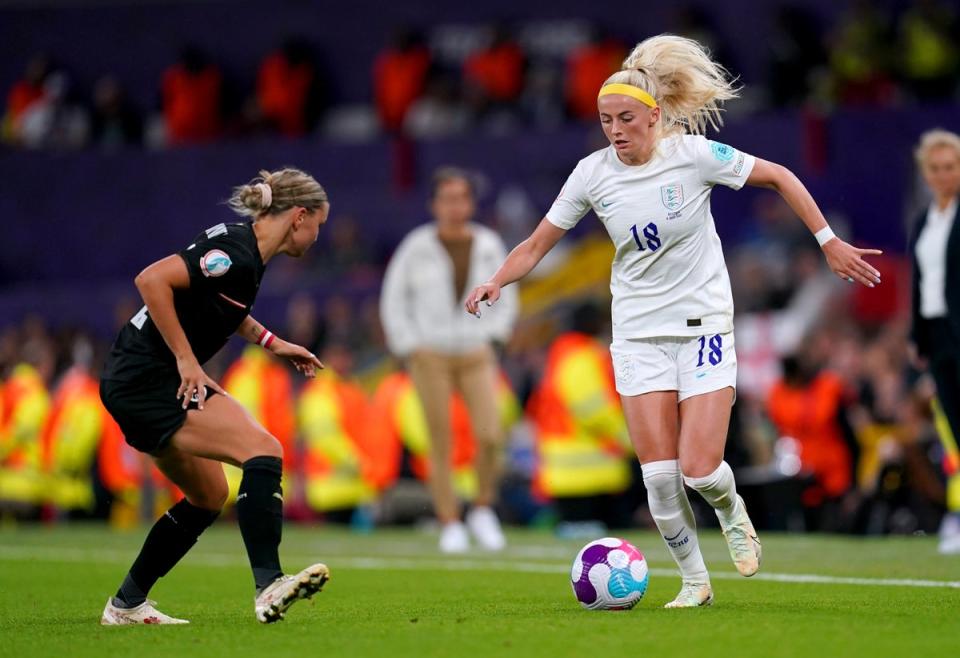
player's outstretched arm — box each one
[465,218,567,316]
[236,315,324,378]
[134,255,225,409]
[746,158,882,288]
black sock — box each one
[237,456,284,591]
[113,499,220,608]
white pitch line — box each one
[1,545,959,590]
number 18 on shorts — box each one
[610,332,737,401]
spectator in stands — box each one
[17,70,89,150]
[766,332,857,531]
[0,338,54,517]
[826,0,897,106]
[671,5,736,77]
[380,166,518,552]
[404,70,470,139]
[463,24,526,119]
[285,293,325,362]
[90,76,142,148]
[908,129,960,553]
[565,27,626,121]
[897,0,960,102]
[161,46,222,145]
[256,39,321,137]
[2,54,49,144]
[373,28,431,134]
[766,5,827,107]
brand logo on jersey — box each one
[660,184,683,211]
[200,249,232,277]
[710,141,735,162]
[600,199,614,208]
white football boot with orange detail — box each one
[254,563,330,623]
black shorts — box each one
[100,374,219,455]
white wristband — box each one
[814,226,836,247]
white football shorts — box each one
[610,331,737,401]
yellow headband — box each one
[597,83,657,108]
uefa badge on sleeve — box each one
[200,249,232,277]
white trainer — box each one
[465,506,506,551]
[439,521,470,553]
[939,513,960,555]
[720,495,762,576]
[254,563,330,624]
[100,598,189,625]
[663,582,714,608]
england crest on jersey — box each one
[660,184,683,211]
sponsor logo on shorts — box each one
[614,354,637,386]
[200,249,232,277]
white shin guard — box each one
[641,459,709,584]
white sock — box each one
[684,461,742,528]
[641,459,709,584]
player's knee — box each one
[254,432,283,460]
[680,455,721,480]
[191,479,228,511]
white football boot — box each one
[720,495,762,576]
[664,582,714,608]
[439,521,470,554]
[254,563,330,624]
[100,598,189,625]
[466,506,506,551]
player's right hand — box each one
[175,355,225,410]
[465,281,501,317]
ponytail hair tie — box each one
[255,182,272,209]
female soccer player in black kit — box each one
[99,168,330,625]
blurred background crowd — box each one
[1,0,958,539]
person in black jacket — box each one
[908,129,960,554]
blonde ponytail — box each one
[604,34,739,138]
[228,167,328,219]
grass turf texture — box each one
[0,525,958,657]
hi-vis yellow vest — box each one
[298,370,376,511]
[41,368,104,511]
[222,346,296,503]
[528,333,631,498]
[0,363,51,505]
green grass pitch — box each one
[1,524,958,657]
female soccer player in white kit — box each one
[466,35,882,607]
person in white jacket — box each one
[380,167,518,553]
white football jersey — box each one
[546,134,756,340]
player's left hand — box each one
[821,238,882,288]
[270,338,324,378]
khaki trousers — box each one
[408,346,502,522]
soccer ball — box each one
[570,537,649,610]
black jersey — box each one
[102,222,266,382]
